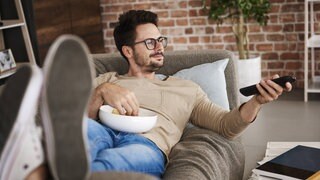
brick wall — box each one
[100,0,320,88]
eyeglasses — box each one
[132,36,168,50]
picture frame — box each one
[0,49,16,75]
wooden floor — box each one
[241,89,320,179]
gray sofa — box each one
[91,49,245,180]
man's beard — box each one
[133,51,164,72]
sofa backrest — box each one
[91,49,239,109]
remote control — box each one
[240,76,296,96]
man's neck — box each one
[127,69,155,79]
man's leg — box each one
[40,34,157,180]
[0,65,44,179]
[41,35,94,180]
[90,126,166,177]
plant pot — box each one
[237,56,261,103]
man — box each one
[86,9,292,177]
[0,10,292,180]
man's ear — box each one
[122,46,133,59]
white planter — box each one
[237,56,261,103]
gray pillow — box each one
[173,59,229,109]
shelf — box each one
[306,76,320,92]
[0,20,25,30]
[0,62,28,80]
[304,0,320,101]
[0,69,16,80]
[307,35,320,47]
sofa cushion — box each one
[173,59,229,110]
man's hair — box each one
[113,10,158,60]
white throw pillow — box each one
[173,59,229,110]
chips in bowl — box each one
[99,105,157,133]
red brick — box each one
[269,15,279,23]
[189,36,199,43]
[106,30,113,37]
[189,0,202,7]
[262,53,279,60]
[280,53,300,60]
[206,44,224,49]
[294,24,304,32]
[285,61,302,69]
[249,34,265,42]
[248,25,262,32]
[274,43,288,51]
[168,28,184,36]
[190,18,207,26]
[280,14,295,23]
[286,34,298,41]
[263,25,282,32]
[179,1,187,8]
[173,37,188,44]
[185,28,193,34]
[270,5,280,13]
[281,4,304,12]
[117,0,135,3]
[103,5,133,13]
[283,24,294,32]
[171,11,188,18]
[268,62,284,69]
[216,26,233,33]
[267,34,285,41]
[256,44,273,51]
[225,44,237,51]
[102,14,117,22]
[270,0,285,3]
[200,36,211,43]
[223,35,235,43]
[176,19,188,26]
[189,10,198,17]
[288,44,297,51]
[205,27,214,34]
[151,2,169,9]
[159,20,175,27]
[198,9,209,16]
[188,45,204,50]
[160,29,168,35]
[296,14,304,22]
[157,11,169,18]
[133,3,151,9]
[261,71,269,78]
[212,36,222,43]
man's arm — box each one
[88,82,140,119]
[240,74,293,123]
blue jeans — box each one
[87,118,166,177]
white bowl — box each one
[99,105,157,133]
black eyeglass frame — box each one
[132,36,168,50]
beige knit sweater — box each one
[94,72,249,157]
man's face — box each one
[131,23,165,72]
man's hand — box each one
[240,74,293,123]
[255,74,293,105]
[88,83,139,119]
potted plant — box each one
[202,0,271,102]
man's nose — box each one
[155,41,164,51]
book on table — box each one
[252,145,320,180]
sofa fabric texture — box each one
[91,49,245,180]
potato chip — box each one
[112,108,120,115]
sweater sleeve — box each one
[190,86,250,139]
[93,72,118,88]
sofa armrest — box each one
[163,127,245,180]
